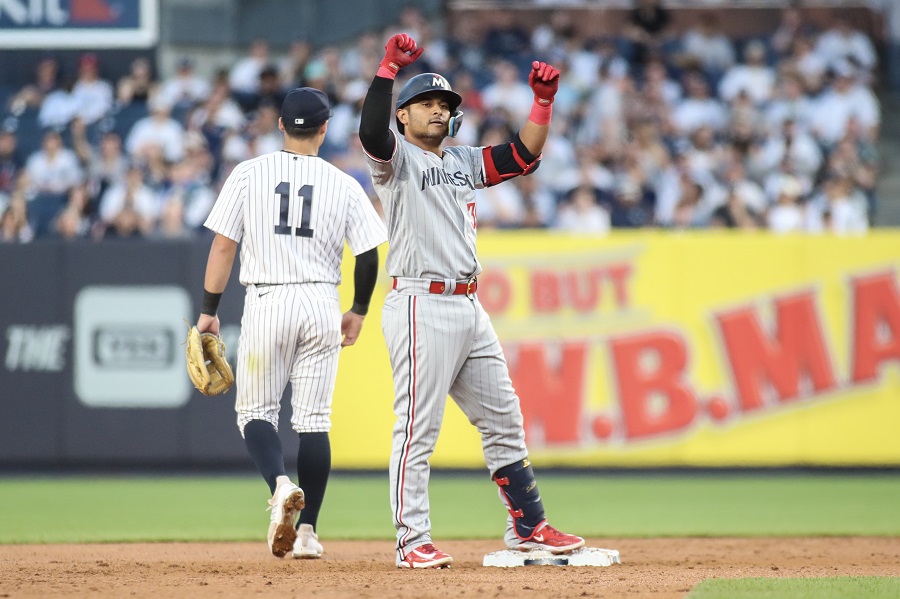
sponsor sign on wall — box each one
[326,232,900,468]
[0,0,158,48]
[73,286,191,408]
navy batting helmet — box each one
[395,73,463,136]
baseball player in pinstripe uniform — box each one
[197,87,387,559]
[359,34,584,569]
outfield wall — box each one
[1,232,898,468]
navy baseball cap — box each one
[281,87,332,128]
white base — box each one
[483,547,621,568]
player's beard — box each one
[410,122,446,146]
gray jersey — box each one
[366,131,527,562]
[365,131,485,280]
[206,150,387,284]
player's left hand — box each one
[341,311,365,347]
[528,61,560,106]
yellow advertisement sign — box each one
[330,232,900,468]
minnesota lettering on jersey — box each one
[420,167,476,191]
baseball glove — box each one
[185,326,234,396]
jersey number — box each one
[274,181,314,238]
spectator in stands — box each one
[676,11,735,82]
[513,173,555,229]
[473,124,526,229]
[8,55,60,114]
[815,12,877,75]
[25,129,82,196]
[158,159,215,230]
[530,10,576,62]
[303,46,343,104]
[623,0,672,68]
[787,35,827,94]
[71,53,114,126]
[627,119,671,186]
[158,57,211,113]
[683,125,725,180]
[52,184,90,240]
[72,125,128,215]
[24,130,83,236]
[671,70,728,137]
[806,173,869,235]
[710,187,762,230]
[324,80,366,156]
[481,59,534,123]
[825,125,878,216]
[154,192,192,239]
[0,128,21,200]
[229,39,270,96]
[482,11,531,64]
[340,31,380,80]
[279,39,313,88]
[751,118,822,183]
[718,40,775,106]
[555,185,610,234]
[245,100,282,157]
[770,4,815,59]
[240,65,287,113]
[0,191,33,243]
[577,60,629,148]
[766,175,806,233]
[97,162,158,239]
[605,171,657,229]
[809,61,880,149]
[126,94,186,163]
[765,74,815,133]
[116,57,156,106]
[38,76,78,129]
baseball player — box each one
[197,87,387,559]
[359,34,585,569]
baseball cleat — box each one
[292,523,324,559]
[397,544,453,569]
[267,483,305,558]
[512,522,585,554]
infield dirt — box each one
[2,537,898,598]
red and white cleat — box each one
[397,544,453,569]
[513,522,585,554]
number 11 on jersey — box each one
[274,181,315,238]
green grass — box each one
[0,473,898,543]
[687,576,900,599]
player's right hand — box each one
[196,313,220,336]
[380,33,424,76]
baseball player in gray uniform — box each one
[359,33,584,569]
[198,87,387,559]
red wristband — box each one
[528,100,553,126]
[377,64,398,80]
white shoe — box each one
[293,523,324,559]
[267,482,305,558]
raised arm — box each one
[482,61,560,187]
[518,61,560,157]
[358,34,423,161]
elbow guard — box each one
[481,133,541,187]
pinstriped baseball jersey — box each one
[206,150,387,284]
[205,149,387,435]
[365,131,484,280]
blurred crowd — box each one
[0,2,882,243]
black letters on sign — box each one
[274,181,314,238]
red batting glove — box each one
[528,61,560,105]
[378,33,424,79]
